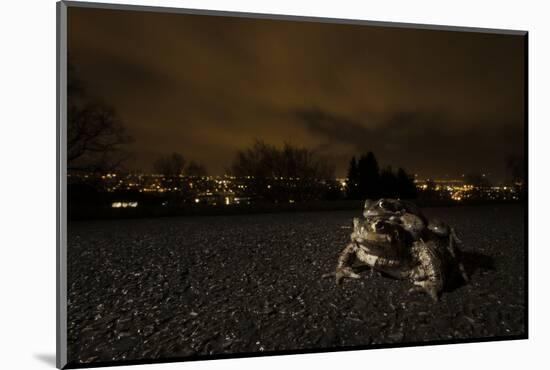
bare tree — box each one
[231,140,335,201]
[67,103,133,172]
[153,152,186,176]
[186,161,208,177]
[506,155,525,185]
[67,63,133,172]
[232,141,333,179]
[506,154,525,200]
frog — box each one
[323,217,415,285]
[325,199,469,301]
[364,198,468,282]
[426,218,469,283]
[363,198,424,221]
[364,198,427,240]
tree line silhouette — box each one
[153,152,207,177]
[230,140,339,202]
[142,144,417,202]
[346,152,417,200]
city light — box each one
[111,201,138,208]
[73,172,523,206]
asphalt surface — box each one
[66,205,526,365]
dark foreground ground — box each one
[66,205,526,365]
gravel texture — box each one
[66,205,526,365]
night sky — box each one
[67,6,526,181]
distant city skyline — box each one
[68,7,526,181]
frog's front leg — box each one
[408,280,440,302]
[336,242,362,283]
[322,242,361,284]
[448,228,469,282]
[407,239,444,302]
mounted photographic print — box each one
[56,1,528,368]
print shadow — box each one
[34,353,56,367]
[445,251,495,292]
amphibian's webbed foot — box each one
[335,267,360,284]
[448,228,468,282]
[408,281,440,302]
[425,285,440,302]
[324,242,361,284]
[458,262,469,282]
[321,267,361,284]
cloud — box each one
[67,6,525,179]
[294,108,524,179]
